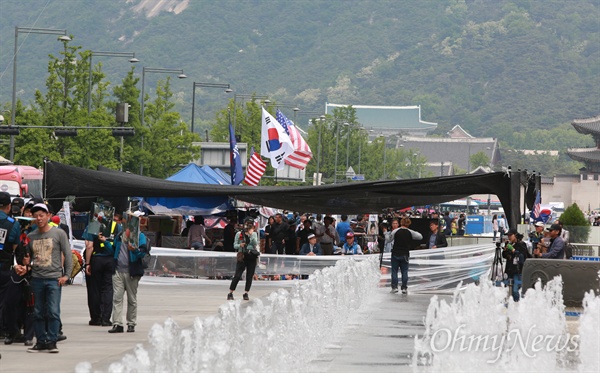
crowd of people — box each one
[0,196,149,353]
[1,198,591,355]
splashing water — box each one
[413,276,600,372]
[76,257,380,372]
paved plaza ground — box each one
[0,276,436,373]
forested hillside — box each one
[0,0,598,151]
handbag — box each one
[236,252,244,262]
[247,248,261,258]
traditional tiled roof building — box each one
[567,115,600,173]
[325,103,437,136]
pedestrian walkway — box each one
[0,277,437,373]
[310,291,439,372]
[0,277,297,372]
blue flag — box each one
[229,121,244,185]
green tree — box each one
[559,203,591,243]
[470,151,491,169]
[15,40,120,169]
[142,78,198,178]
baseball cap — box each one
[0,192,11,207]
[30,203,49,214]
[307,233,316,240]
[534,221,544,227]
[132,211,145,217]
[346,232,354,238]
[11,197,25,214]
[546,223,561,232]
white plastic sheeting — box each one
[144,243,495,293]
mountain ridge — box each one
[0,0,598,146]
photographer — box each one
[502,229,531,302]
[228,219,259,301]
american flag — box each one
[531,190,541,219]
[244,147,267,186]
[275,109,312,170]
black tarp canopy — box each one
[44,160,528,227]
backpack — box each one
[70,250,83,279]
[141,240,152,269]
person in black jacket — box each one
[268,213,289,254]
[425,220,448,249]
[390,217,423,294]
[502,229,530,302]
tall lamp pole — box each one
[191,82,232,135]
[88,51,138,118]
[140,67,187,175]
[334,122,348,184]
[10,26,70,161]
[232,94,269,139]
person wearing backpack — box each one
[109,211,148,334]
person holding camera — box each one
[502,228,531,302]
[228,219,259,301]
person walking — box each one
[390,217,422,295]
[27,203,72,353]
[109,212,148,334]
[228,219,259,301]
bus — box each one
[0,165,43,198]
[439,199,479,214]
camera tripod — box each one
[490,242,504,285]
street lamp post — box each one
[358,129,372,175]
[10,26,70,161]
[140,67,187,175]
[382,137,387,180]
[191,82,232,135]
[88,51,138,118]
[345,123,351,171]
[232,94,269,139]
[333,122,348,184]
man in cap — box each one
[0,192,22,343]
[300,233,322,256]
[533,224,565,259]
[10,197,25,217]
[26,203,72,353]
[342,232,363,255]
[529,221,545,247]
[503,228,530,301]
[83,201,120,327]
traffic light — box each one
[54,129,78,137]
[0,126,20,135]
[112,127,135,137]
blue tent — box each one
[142,164,233,215]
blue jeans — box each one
[31,277,62,344]
[391,255,409,290]
[511,274,522,302]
